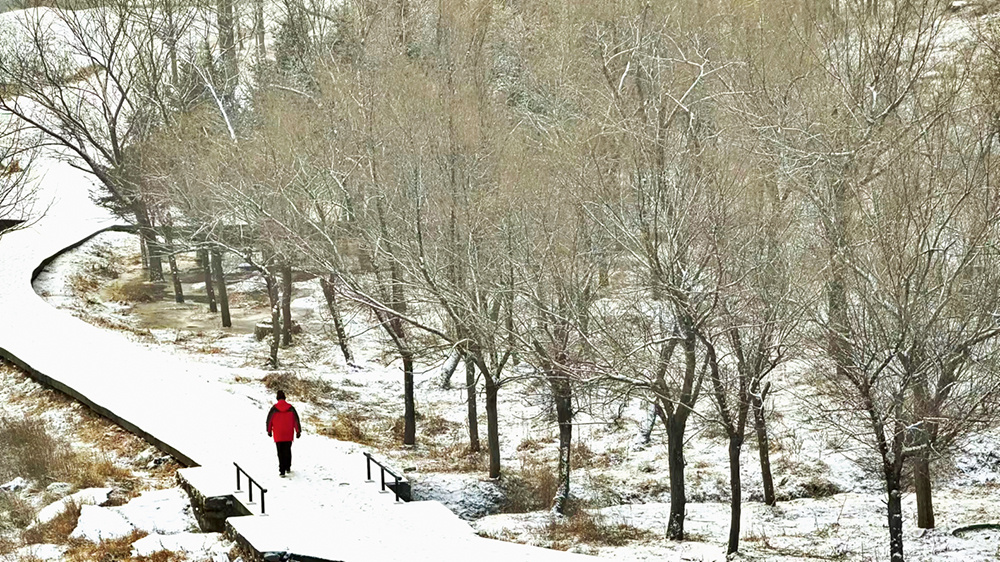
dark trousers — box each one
[276,441,293,472]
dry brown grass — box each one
[499,460,560,513]
[315,412,375,445]
[21,499,81,544]
[546,509,654,547]
[262,372,337,404]
[0,417,61,481]
[420,413,460,437]
[64,451,134,489]
[0,416,141,498]
[517,437,547,453]
[62,530,149,561]
[107,279,164,303]
[228,290,269,308]
[0,490,35,531]
[133,549,189,562]
[415,441,487,473]
[69,274,101,298]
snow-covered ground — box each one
[0,361,234,562]
[27,230,1000,562]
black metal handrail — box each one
[363,452,405,502]
[235,462,268,514]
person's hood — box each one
[274,400,292,412]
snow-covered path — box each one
[0,157,596,561]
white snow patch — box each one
[12,543,68,561]
[131,532,228,557]
[71,504,135,541]
[36,487,112,525]
[113,487,199,535]
[0,476,28,491]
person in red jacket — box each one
[266,390,301,476]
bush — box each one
[547,510,654,547]
[318,412,372,445]
[107,280,164,303]
[262,372,336,404]
[69,274,100,298]
[421,413,460,437]
[499,461,559,513]
[62,530,149,561]
[0,490,34,531]
[0,417,137,493]
[21,499,81,544]
[0,417,62,481]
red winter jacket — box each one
[266,400,301,442]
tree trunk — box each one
[465,356,480,453]
[165,228,183,303]
[139,227,164,282]
[439,349,461,390]
[200,250,217,313]
[552,376,573,515]
[265,272,280,368]
[484,371,501,479]
[254,0,265,61]
[914,453,934,529]
[886,472,905,562]
[727,433,744,555]
[666,413,687,540]
[752,391,776,506]
[211,249,231,328]
[391,260,407,314]
[281,264,293,346]
[140,230,149,271]
[217,0,237,103]
[403,349,416,446]
[638,403,658,446]
[319,276,353,365]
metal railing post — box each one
[363,452,407,502]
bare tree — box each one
[0,120,36,239]
[0,2,174,280]
[782,2,1000,559]
[580,6,728,540]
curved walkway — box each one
[0,156,596,561]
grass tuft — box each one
[62,530,149,561]
[316,412,373,445]
[21,499,81,545]
[107,280,164,303]
[262,372,337,404]
[0,417,61,481]
[547,509,654,547]
[0,490,35,531]
[499,461,559,513]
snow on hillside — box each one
[0,361,235,562]
[26,230,1000,562]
